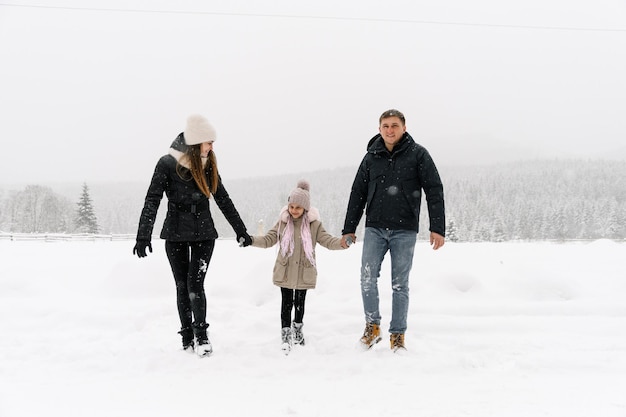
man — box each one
[341,109,445,352]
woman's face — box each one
[288,203,305,219]
[200,141,214,157]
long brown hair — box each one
[176,144,219,197]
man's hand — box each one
[341,234,356,249]
[430,232,445,250]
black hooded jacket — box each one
[342,132,445,236]
[136,134,247,242]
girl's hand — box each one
[341,234,356,249]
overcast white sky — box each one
[1,0,625,184]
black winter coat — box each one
[136,135,247,242]
[342,132,445,236]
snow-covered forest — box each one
[1,159,625,241]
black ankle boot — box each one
[192,322,212,357]
[178,327,195,350]
[192,322,209,343]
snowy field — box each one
[1,238,625,417]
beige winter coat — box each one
[251,206,345,289]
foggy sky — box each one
[1,0,625,184]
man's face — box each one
[379,116,406,150]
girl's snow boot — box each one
[281,327,293,355]
[292,322,305,346]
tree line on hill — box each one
[1,159,624,242]
[0,183,99,235]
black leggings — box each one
[165,240,215,330]
[280,288,307,329]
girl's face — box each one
[200,141,214,157]
[288,203,305,219]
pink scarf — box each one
[280,212,316,268]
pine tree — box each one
[75,183,99,234]
[447,218,460,242]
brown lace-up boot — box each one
[390,333,406,352]
[360,323,382,349]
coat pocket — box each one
[302,266,317,286]
[272,257,289,284]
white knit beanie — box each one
[184,114,217,145]
[288,180,311,211]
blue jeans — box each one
[360,227,417,334]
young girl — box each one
[249,180,349,354]
[133,114,252,357]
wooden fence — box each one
[0,233,135,242]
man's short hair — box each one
[379,109,405,125]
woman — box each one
[133,114,252,357]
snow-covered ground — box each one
[1,238,625,417]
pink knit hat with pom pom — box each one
[288,180,311,211]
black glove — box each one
[133,240,152,258]
[237,232,252,247]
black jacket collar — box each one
[366,132,412,156]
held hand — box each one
[133,240,152,258]
[341,234,356,249]
[430,232,445,250]
[237,232,252,247]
